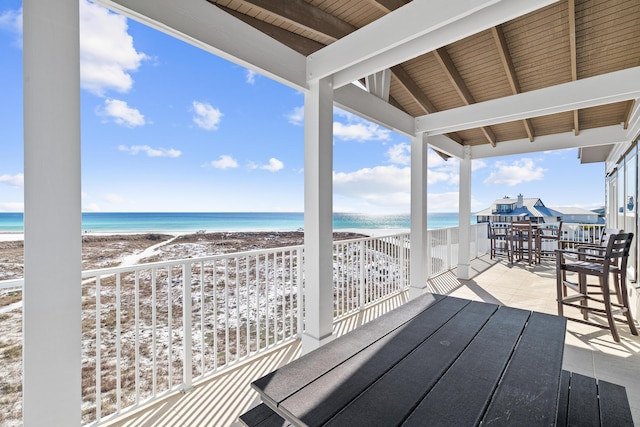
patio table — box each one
[251,293,567,426]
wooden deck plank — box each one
[402,306,530,426]
[323,301,499,426]
[481,311,566,426]
[251,293,448,406]
[276,296,472,425]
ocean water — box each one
[0,212,466,233]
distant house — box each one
[475,194,602,224]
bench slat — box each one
[568,372,600,427]
[482,312,566,426]
[556,370,634,427]
[556,370,571,427]
[251,293,449,406]
[276,296,473,425]
[403,306,530,426]
[239,403,289,427]
[598,379,634,426]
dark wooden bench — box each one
[557,370,634,426]
[241,371,635,427]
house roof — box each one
[96,0,640,161]
[475,197,548,218]
[475,197,596,218]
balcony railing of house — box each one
[1,223,490,426]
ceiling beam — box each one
[368,0,410,14]
[232,0,354,40]
[310,0,559,88]
[625,99,640,144]
[624,99,636,130]
[470,125,628,159]
[391,65,436,113]
[220,6,324,56]
[416,66,640,135]
[433,47,496,146]
[427,134,465,159]
[568,0,579,135]
[391,65,463,144]
[95,0,308,91]
[232,0,457,143]
[491,25,535,142]
[334,84,415,137]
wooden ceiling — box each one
[207,0,640,149]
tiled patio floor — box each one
[105,256,640,426]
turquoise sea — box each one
[0,212,467,233]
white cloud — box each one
[246,69,257,84]
[118,145,182,158]
[333,121,391,142]
[427,152,459,185]
[387,143,410,165]
[285,106,391,142]
[100,99,145,127]
[79,0,147,96]
[484,158,546,186]
[286,106,304,126]
[246,158,285,172]
[332,162,486,212]
[0,8,21,48]
[104,193,125,204]
[334,165,410,209]
[0,2,146,96]
[333,108,391,142]
[0,173,24,188]
[192,101,223,130]
[83,203,101,212]
[0,202,23,212]
[210,155,238,169]
[427,192,460,212]
[473,159,488,171]
[261,158,284,172]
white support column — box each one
[409,133,429,299]
[23,1,82,426]
[302,77,335,354]
[458,145,473,279]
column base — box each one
[408,286,429,300]
[301,331,335,355]
[457,263,474,280]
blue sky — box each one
[0,1,605,214]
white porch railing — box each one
[1,226,491,425]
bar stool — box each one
[489,224,510,259]
[537,221,562,258]
[509,220,535,265]
[555,232,638,342]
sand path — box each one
[118,234,179,267]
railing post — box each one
[447,228,453,271]
[399,235,406,289]
[359,240,366,310]
[182,263,193,392]
[297,248,304,338]
[426,230,432,279]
